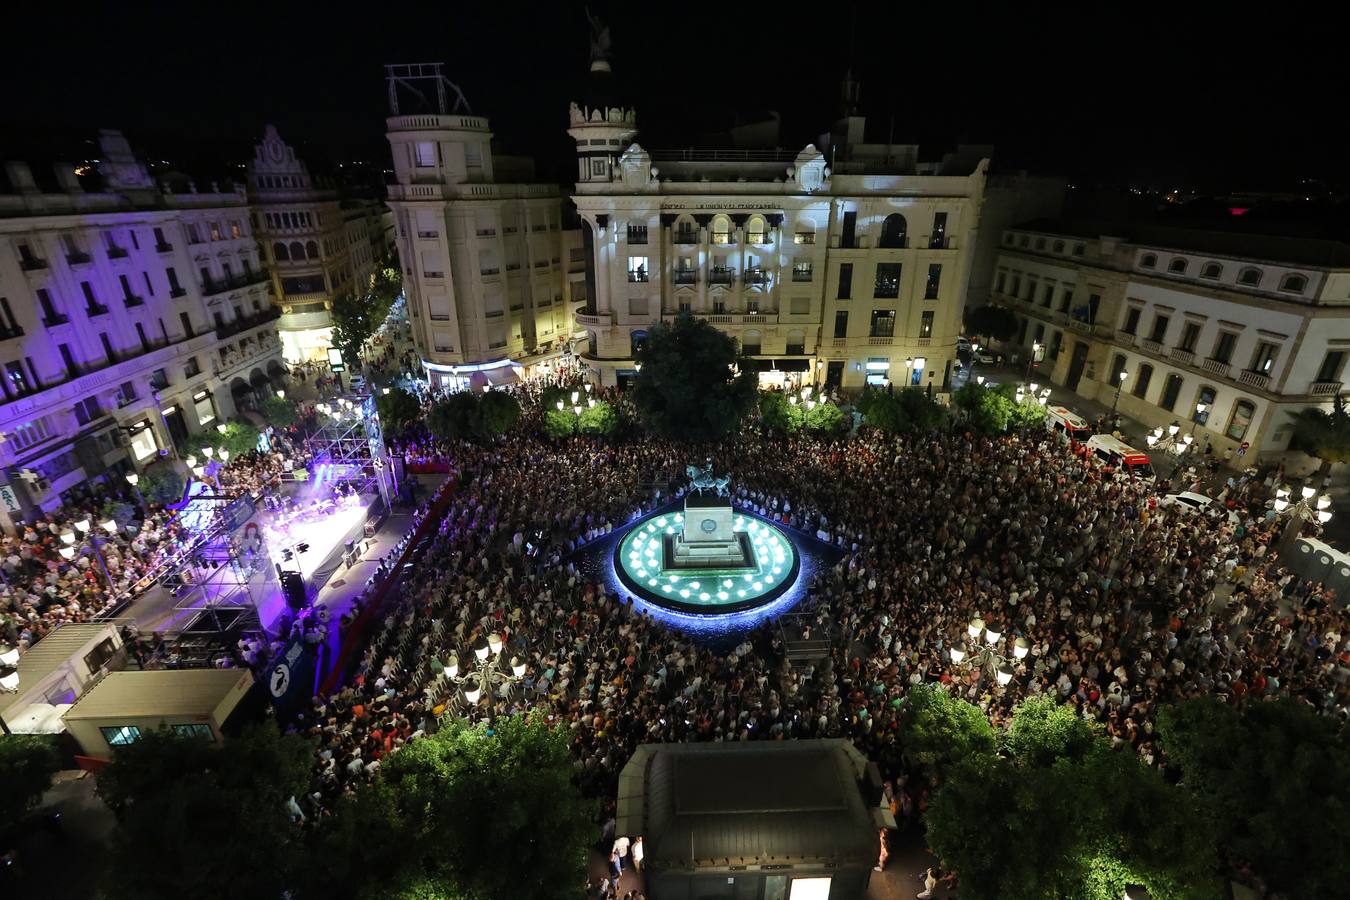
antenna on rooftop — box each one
[384,63,471,116]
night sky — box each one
[0,3,1339,192]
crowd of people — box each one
[286,389,1347,895]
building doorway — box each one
[1066,341,1089,392]
[825,361,844,389]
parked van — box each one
[1084,434,1155,482]
[1045,406,1092,445]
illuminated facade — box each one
[568,58,988,391]
[383,65,572,390]
[0,130,284,529]
[995,221,1350,461]
[249,126,393,363]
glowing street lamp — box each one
[125,473,140,487]
[953,617,1024,688]
[441,632,522,721]
[1110,369,1129,417]
[202,447,214,459]
[276,389,286,399]
[217,423,228,434]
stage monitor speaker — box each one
[282,572,309,609]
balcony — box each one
[792,269,813,282]
[505,263,521,272]
[201,271,269,296]
[674,270,697,285]
[19,257,47,271]
[868,336,894,345]
[169,287,187,298]
[123,295,145,308]
[712,233,733,245]
[1201,358,1231,378]
[575,308,610,327]
[155,242,173,254]
[86,304,110,317]
[418,230,440,238]
[916,337,932,346]
[106,246,129,260]
[41,313,69,327]
[1115,329,1137,347]
[832,337,848,347]
[214,305,281,340]
[1238,369,1271,390]
[0,324,24,341]
[674,231,698,245]
[1310,381,1344,396]
[744,269,768,286]
[480,267,500,277]
[709,268,734,285]
[475,229,496,237]
[747,233,773,246]
[627,271,650,283]
[626,230,648,245]
[66,251,92,265]
[1142,338,1165,356]
[1170,347,1195,366]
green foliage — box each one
[965,304,1019,341]
[427,392,482,443]
[578,399,618,436]
[331,263,401,371]
[1291,392,1350,476]
[542,407,578,439]
[629,313,758,441]
[859,387,944,434]
[900,684,998,776]
[96,724,313,900]
[758,391,805,433]
[137,460,186,506]
[1004,695,1100,768]
[804,399,845,433]
[0,734,61,823]
[478,390,522,437]
[376,387,423,440]
[1157,697,1350,898]
[307,713,594,900]
[953,383,1046,434]
[258,394,299,428]
[220,421,261,456]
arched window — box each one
[1168,257,1187,274]
[1052,240,1065,253]
[1238,267,1261,286]
[1140,254,1157,269]
[673,216,697,243]
[288,241,304,260]
[786,329,806,355]
[1200,262,1222,279]
[1227,399,1255,440]
[711,215,732,244]
[1194,386,1216,424]
[741,329,762,355]
[273,241,289,261]
[1035,237,1046,250]
[746,215,767,244]
[587,331,597,358]
[879,214,908,248]
[793,218,816,245]
[1280,273,1308,293]
[630,329,648,358]
[306,241,319,260]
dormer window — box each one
[1140,254,1157,269]
[1168,258,1187,274]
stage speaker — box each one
[282,572,309,610]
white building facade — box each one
[382,66,571,390]
[249,126,393,363]
[993,221,1350,461]
[568,62,987,392]
[0,130,285,530]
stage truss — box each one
[298,394,396,509]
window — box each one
[1168,257,1187,274]
[874,263,900,298]
[626,224,648,244]
[630,330,648,358]
[589,158,607,177]
[1237,267,1261,286]
[1280,274,1308,293]
[230,221,242,239]
[129,425,158,461]
[1053,240,1065,253]
[464,143,482,169]
[834,310,849,339]
[924,264,942,299]
[1140,254,1157,269]
[74,396,104,425]
[1227,400,1255,440]
[1250,341,1279,374]
[1194,386,1216,423]
[627,257,649,282]
[1212,331,1238,364]
[171,724,215,741]
[745,297,760,314]
[711,216,732,244]
[100,725,141,747]
[919,310,934,338]
[879,214,908,248]
[1148,314,1170,343]
[677,299,691,314]
[869,309,896,338]
[746,217,767,243]
[1178,321,1200,353]
[1041,283,1055,306]
[674,222,697,243]
[1111,353,1127,386]
[1060,287,1074,312]
[931,212,947,248]
[1018,234,1029,247]
[306,241,319,260]
[1035,237,1046,250]
[794,230,815,244]
[209,222,222,241]
[742,330,762,355]
[5,361,32,396]
[1160,373,1184,412]
[838,263,853,299]
[1121,308,1141,335]
[1200,262,1222,279]
[1132,363,1154,398]
[1316,350,1346,384]
[995,271,1006,293]
[415,141,436,167]
[792,261,813,282]
[1073,243,1085,256]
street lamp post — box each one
[1025,341,1041,386]
[950,617,1029,688]
[1110,369,1129,419]
[1273,484,1333,558]
[1189,402,1208,438]
[61,517,119,588]
[439,632,526,722]
[1145,422,1194,482]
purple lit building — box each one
[0,129,285,530]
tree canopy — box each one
[758,391,805,434]
[478,390,522,437]
[96,724,313,900]
[856,387,944,434]
[629,313,757,441]
[376,387,424,441]
[331,262,402,370]
[258,394,299,429]
[0,734,61,823]
[965,305,1019,342]
[137,460,186,506]
[578,399,619,436]
[953,383,1047,434]
[1290,392,1350,479]
[427,392,484,443]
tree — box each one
[427,392,481,443]
[1003,695,1099,768]
[478,390,522,437]
[258,394,299,428]
[218,421,261,456]
[541,407,578,439]
[96,724,313,900]
[137,460,186,506]
[899,684,998,777]
[859,388,944,434]
[965,305,1019,342]
[376,387,424,440]
[629,313,758,441]
[578,399,618,436]
[1158,697,1350,898]
[804,399,845,433]
[1290,392,1350,480]
[953,383,1044,435]
[758,391,805,434]
[307,713,594,900]
[0,734,60,823]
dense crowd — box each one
[289,401,1348,865]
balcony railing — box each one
[0,324,24,341]
[106,247,129,259]
[418,230,440,238]
[1170,347,1195,366]
[674,231,698,245]
[868,335,894,345]
[628,271,650,283]
[123,295,145,308]
[1142,338,1165,356]
[674,271,697,285]
[155,242,173,254]
[792,269,813,282]
[66,251,92,265]
[916,337,932,346]
[1115,329,1137,347]
[20,257,47,271]
[1238,369,1271,390]
[744,269,768,286]
[475,229,496,237]
[747,233,773,245]
[201,271,269,296]
[42,313,69,327]
[575,309,610,327]
[711,233,733,245]
[1310,381,1344,396]
[86,303,110,317]
[1201,358,1231,378]
[214,305,281,340]
[480,267,500,276]
[709,268,734,285]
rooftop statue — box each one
[585,7,612,62]
[686,462,730,497]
